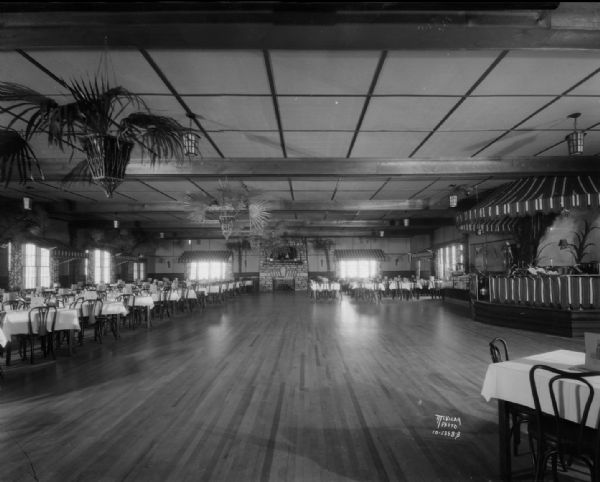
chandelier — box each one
[184,179,270,240]
[218,211,236,240]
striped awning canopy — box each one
[410,249,434,259]
[53,248,88,259]
[115,253,144,262]
[457,175,600,224]
[334,249,386,261]
[178,250,232,263]
[457,217,520,234]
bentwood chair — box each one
[528,365,600,482]
[489,337,531,457]
[24,306,51,363]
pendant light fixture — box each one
[23,196,31,210]
[183,113,199,157]
[566,113,584,155]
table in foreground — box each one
[1,308,81,365]
[481,349,600,481]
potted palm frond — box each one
[0,78,186,197]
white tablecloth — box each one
[81,302,129,317]
[128,296,155,308]
[481,349,600,428]
[1,308,81,341]
[0,326,7,348]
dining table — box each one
[1,307,81,365]
[481,349,600,481]
[128,295,155,329]
[80,301,129,339]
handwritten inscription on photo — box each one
[432,414,461,440]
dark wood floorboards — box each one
[0,293,585,481]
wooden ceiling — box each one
[1,2,600,239]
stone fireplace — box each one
[259,238,308,292]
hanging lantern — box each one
[403,218,410,227]
[449,194,458,208]
[183,113,199,156]
[159,232,165,239]
[23,197,31,210]
[113,219,119,229]
[565,113,585,155]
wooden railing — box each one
[487,275,600,310]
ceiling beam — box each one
[4,4,600,51]
[67,199,432,214]
[32,157,600,181]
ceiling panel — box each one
[337,180,386,191]
[479,130,570,157]
[351,132,429,157]
[270,50,380,95]
[361,97,459,131]
[209,132,283,157]
[334,191,375,201]
[415,131,506,158]
[0,51,68,95]
[148,50,269,94]
[472,50,600,95]
[441,97,554,131]
[291,190,334,201]
[375,50,500,95]
[186,96,278,131]
[241,180,292,191]
[114,181,156,192]
[278,96,364,130]
[377,190,426,201]
[291,180,338,191]
[518,96,600,130]
[27,49,171,94]
[371,180,440,199]
[144,179,200,192]
[258,191,293,201]
[568,71,600,96]
[284,132,353,157]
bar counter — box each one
[472,274,600,337]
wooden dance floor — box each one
[0,293,584,481]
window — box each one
[22,243,50,289]
[436,243,464,280]
[94,249,111,284]
[188,261,226,280]
[133,262,145,281]
[339,259,378,279]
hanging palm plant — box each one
[0,77,186,197]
